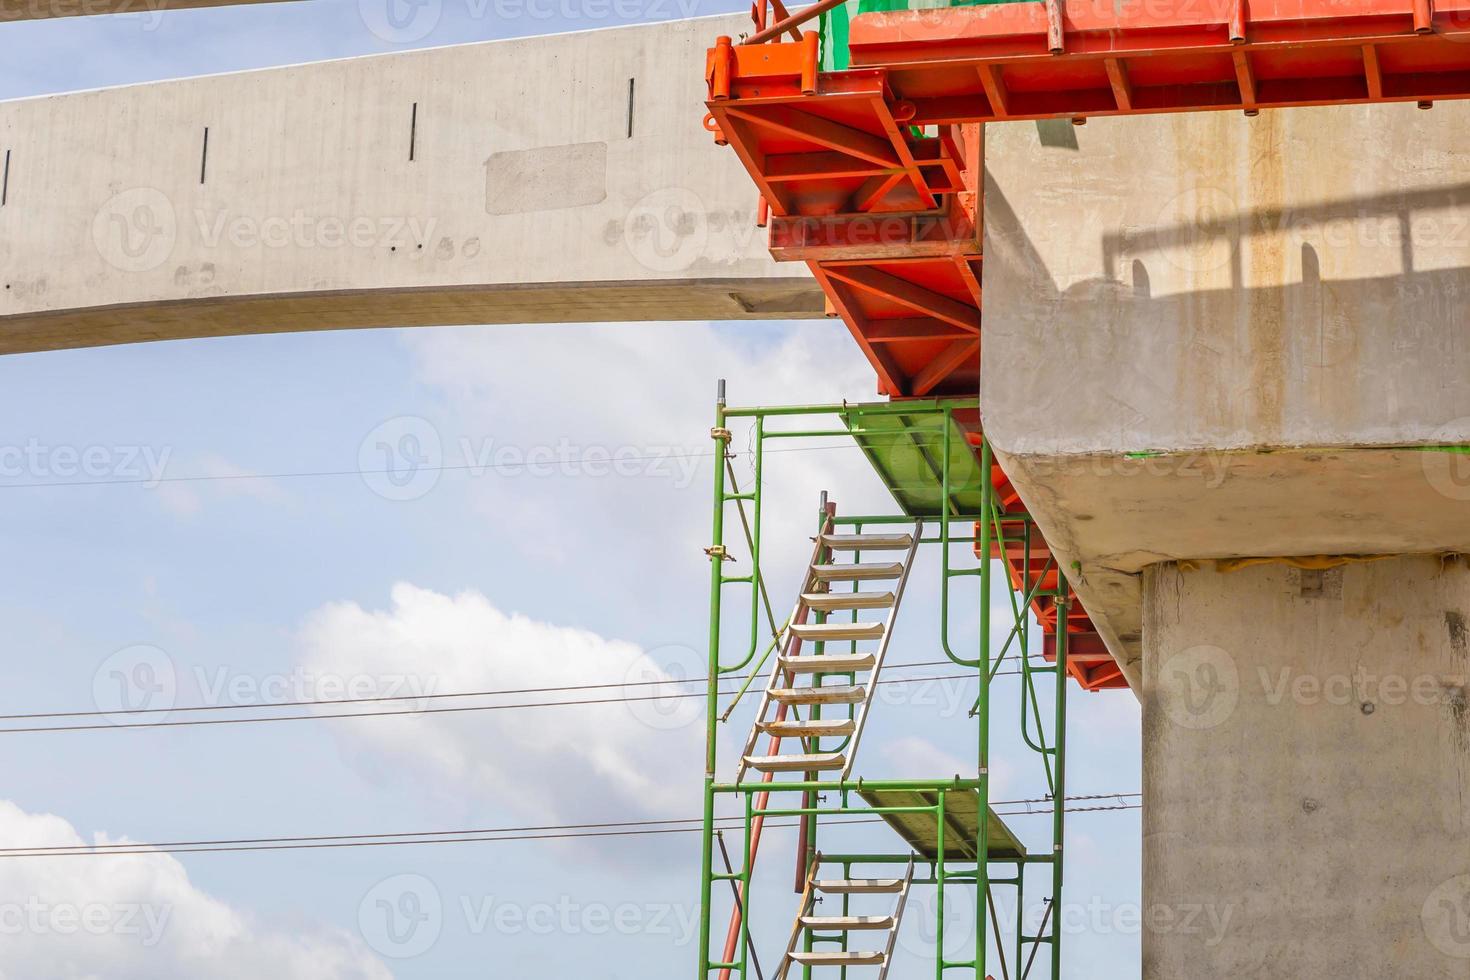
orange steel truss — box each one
[705,0,1470,691]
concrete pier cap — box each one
[980,104,1470,692]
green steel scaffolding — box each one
[696,382,1073,980]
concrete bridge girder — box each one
[0,12,823,353]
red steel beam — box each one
[846,0,1470,122]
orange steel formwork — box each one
[704,0,1470,691]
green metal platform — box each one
[858,786,1026,861]
[841,405,986,518]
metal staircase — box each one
[735,515,923,783]
[775,854,915,978]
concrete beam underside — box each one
[1143,558,1470,978]
[0,13,823,352]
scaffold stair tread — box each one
[790,621,885,641]
[821,532,914,550]
[770,684,866,704]
[730,512,921,785]
[757,718,856,737]
[789,951,886,966]
[813,562,905,581]
[779,652,876,672]
[813,879,904,894]
[743,752,846,772]
[799,914,895,930]
[801,591,895,610]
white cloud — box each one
[0,800,388,980]
[881,734,971,780]
[298,582,707,825]
[399,321,897,583]
[152,453,289,520]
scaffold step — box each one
[779,652,875,673]
[813,562,904,581]
[813,879,904,894]
[743,752,846,772]
[821,532,913,551]
[790,951,886,966]
[790,621,885,642]
[801,590,895,611]
[799,914,895,931]
[770,684,866,705]
[758,718,856,737]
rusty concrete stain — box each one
[1448,610,1469,659]
[1243,112,1288,443]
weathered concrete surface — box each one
[1143,558,1470,978]
[1,0,285,22]
[981,104,1470,689]
[0,14,822,352]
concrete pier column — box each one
[1142,557,1470,978]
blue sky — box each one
[0,3,1142,976]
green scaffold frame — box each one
[696,382,1073,980]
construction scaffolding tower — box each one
[696,384,1073,979]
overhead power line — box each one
[0,657,1060,735]
[0,794,1142,858]
[0,438,912,492]
[0,656,1037,723]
